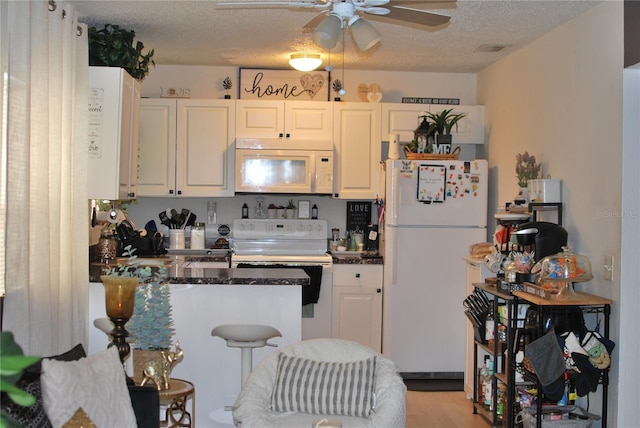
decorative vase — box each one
[268,208,277,218]
[434,134,452,154]
[286,209,295,219]
[516,187,529,204]
[100,275,139,362]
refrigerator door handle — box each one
[387,161,401,226]
[388,226,398,286]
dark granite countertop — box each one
[166,267,310,285]
[90,255,309,285]
[331,253,384,265]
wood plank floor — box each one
[406,390,490,428]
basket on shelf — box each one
[404,145,460,160]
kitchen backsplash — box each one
[92,194,370,248]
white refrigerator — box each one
[383,159,488,375]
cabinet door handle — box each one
[377,288,382,293]
[278,133,284,138]
[128,192,135,198]
[169,190,174,194]
[285,133,291,138]
[177,190,182,195]
[355,273,361,278]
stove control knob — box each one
[296,223,304,231]
[307,224,313,231]
[315,224,322,232]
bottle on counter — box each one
[311,204,318,219]
[485,308,495,343]
[483,358,494,411]
[242,203,249,218]
[478,355,489,406]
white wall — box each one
[619,64,640,428]
[477,2,623,425]
[140,65,477,104]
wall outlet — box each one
[604,255,614,281]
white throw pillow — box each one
[271,353,377,417]
[40,346,136,428]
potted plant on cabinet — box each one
[426,108,467,154]
[88,24,155,81]
[286,200,296,219]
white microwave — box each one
[235,141,334,194]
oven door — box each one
[232,259,333,340]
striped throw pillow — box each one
[271,353,377,417]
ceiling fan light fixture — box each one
[312,14,343,49]
[289,53,323,72]
[348,15,381,51]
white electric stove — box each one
[231,219,333,340]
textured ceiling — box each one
[72,0,601,73]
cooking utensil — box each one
[159,211,171,227]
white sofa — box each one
[232,338,407,428]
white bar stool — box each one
[211,324,282,387]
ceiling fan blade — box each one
[387,0,456,5]
[303,11,330,29]
[217,1,326,9]
[380,5,450,26]
[358,6,390,15]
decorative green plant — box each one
[515,152,541,188]
[222,77,232,98]
[332,79,343,95]
[104,246,174,350]
[1,332,41,427]
[426,109,467,135]
[286,199,296,209]
[88,24,155,81]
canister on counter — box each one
[191,222,205,249]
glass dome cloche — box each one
[537,246,593,299]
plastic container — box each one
[97,227,117,262]
[191,222,205,249]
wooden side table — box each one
[158,378,195,428]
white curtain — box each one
[3,0,89,355]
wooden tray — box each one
[404,146,460,160]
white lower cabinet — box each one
[137,99,235,197]
[332,264,383,352]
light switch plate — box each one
[604,255,614,281]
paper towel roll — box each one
[388,133,401,159]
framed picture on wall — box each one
[239,68,330,101]
[298,200,311,219]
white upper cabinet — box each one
[236,100,333,141]
[382,103,485,145]
[137,99,235,197]
[333,103,382,200]
[88,67,140,200]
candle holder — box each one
[100,275,139,363]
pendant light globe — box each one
[312,14,342,49]
[349,16,381,51]
[289,53,323,72]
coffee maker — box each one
[513,221,568,261]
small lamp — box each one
[100,275,139,362]
[289,53,323,72]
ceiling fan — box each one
[217,0,455,51]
